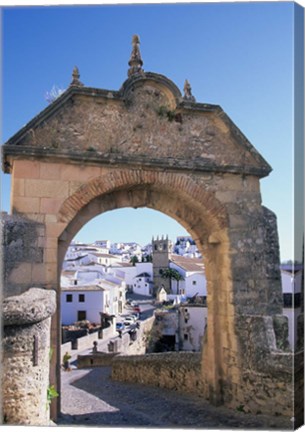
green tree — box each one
[130,255,139,266]
[146,254,152,262]
[161,268,184,294]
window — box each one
[66,294,73,303]
[78,311,86,321]
[283,293,302,308]
[184,334,188,341]
[192,281,197,285]
[79,294,85,303]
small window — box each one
[79,294,85,303]
[192,281,197,285]
[185,318,188,324]
[184,334,188,341]
[66,294,73,303]
[78,311,86,321]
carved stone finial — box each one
[128,34,144,77]
[183,79,196,102]
[70,66,84,87]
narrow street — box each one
[58,366,291,429]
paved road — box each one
[58,366,291,429]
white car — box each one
[123,315,136,326]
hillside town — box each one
[61,235,303,355]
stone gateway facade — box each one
[2,36,301,424]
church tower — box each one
[152,235,172,296]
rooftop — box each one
[170,255,205,273]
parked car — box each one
[131,312,140,320]
[116,322,125,331]
[123,316,137,326]
[133,306,141,313]
[131,301,139,307]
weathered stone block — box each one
[13,160,40,179]
[25,179,69,198]
[13,197,40,213]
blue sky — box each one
[1,1,303,260]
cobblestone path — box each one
[58,366,291,429]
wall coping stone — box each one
[3,287,56,326]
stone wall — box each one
[1,213,45,297]
[232,315,294,417]
[78,352,120,368]
[112,352,204,395]
[2,288,56,425]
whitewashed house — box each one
[94,239,111,251]
[61,265,126,325]
[89,252,122,268]
[178,304,207,351]
[174,236,201,258]
[62,254,92,270]
[132,262,153,296]
[169,255,206,299]
[73,268,105,285]
[110,262,137,290]
[133,272,153,296]
[100,274,127,315]
[61,284,109,325]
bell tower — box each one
[152,235,172,296]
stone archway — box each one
[2,36,294,421]
[56,168,234,407]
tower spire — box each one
[128,35,144,77]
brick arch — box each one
[58,168,228,232]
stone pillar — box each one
[2,288,56,425]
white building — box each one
[62,254,92,270]
[179,304,207,351]
[133,272,153,296]
[94,239,111,250]
[154,302,207,352]
[89,252,122,267]
[169,255,206,299]
[174,236,201,258]
[110,262,137,290]
[110,261,153,294]
[132,262,153,296]
[61,265,126,325]
[61,284,109,325]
